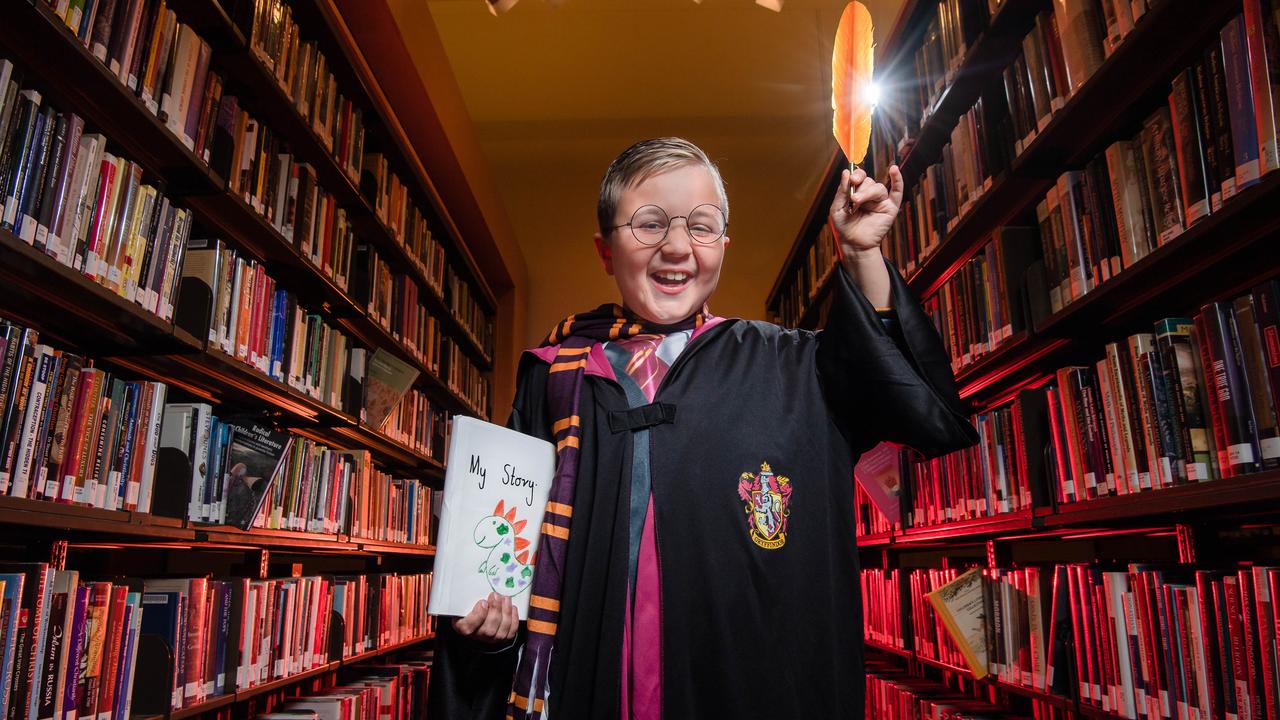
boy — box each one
[429,138,977,719]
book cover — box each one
[1154,318,1213,481]
[364,348,419,432]
[217,421,292,530]
[1222,14,1264,190]
[1244,0,1280,173]
[1232,296,1280,468]
[1168,70,1212,225]
[0,572,26,720]
[428,416,554,619]
[1197,303,1263,477]
[60,586,88,720]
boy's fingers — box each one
[888,165,905,209]
[454,599,487,636]
[857,181,889,206]
[478,596,505,639]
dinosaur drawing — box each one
[474,500,535,596]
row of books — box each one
[907,388,1048,526]
[177,235,364,415]
[1002,8,1069,154]
[447,265,495,358]
[137,572,432,710]
[0,62,193,320]
[855,481,899,537]
[1050,294,1279,504]
[358,152,448,294]
[903,285,1280,527]
[869,561,1280,720]
[908,0,990,138]
[224,104,357,293]
[358,152,495,360]
[233,0,366,184]
[769,223,837,330]
[907,566,1058,690]
[349,458,440,546]
[444,338,490,416]
[866,671,1034,719]
[862,568,906,651]
[381,387,450,461]
[0,318,169,513]
[880,83,1017,282]
[160,405,439,544]
[0,566,142,720]
[1068,565,1280,720]
[256,656,432,720]
[351,243,445,376]
[40,0,230,162]
[922,227,1040,374]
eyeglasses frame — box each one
[606,203,729,246]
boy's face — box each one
[594,164,730,325]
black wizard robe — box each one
[428,260,979,719]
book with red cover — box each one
[1250,566,1280,720]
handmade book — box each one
[428,416,554,620]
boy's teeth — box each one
[655,272,688,282]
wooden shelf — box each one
[897,0,1045,189]
[898,509,1035,545]
[0,495,438,557]
[864,639,912,659]
[0,224,453,470]
[0,230,200,357]
[168,0,494,369]
[1043,469,1280,527]
[768,0,1042,319]
[157,634,443,720]
[906,0,1243,301]
[956,169,1280,407]
[856,530,896,548]
[913,654,1075,711]
[299,0,497,311]
[0,1,224,195]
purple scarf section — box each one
[507,303,711,719]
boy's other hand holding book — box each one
[453,591,520,644]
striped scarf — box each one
[508,303,710,720]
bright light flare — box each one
[864,81,881,107]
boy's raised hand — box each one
[453,592,520,644]
[828,164,904,258]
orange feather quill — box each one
[831,1,875,166]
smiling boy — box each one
[428,138,978,720]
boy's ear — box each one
[593,232,614,276]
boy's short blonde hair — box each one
[596,137,729,237]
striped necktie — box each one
[615,334,670,401]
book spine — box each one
[1222,15,1264,190]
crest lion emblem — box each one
[737,461,792,550]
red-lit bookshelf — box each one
[775,0,1280,717]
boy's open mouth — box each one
[651,270,692,293]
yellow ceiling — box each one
[417,0,905,345]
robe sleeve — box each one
[426,355,550,720]
[815,257,979,458]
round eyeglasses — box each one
[608,204,728,246]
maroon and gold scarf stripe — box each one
[507,303,709,719]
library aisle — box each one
[0,0,1277,719]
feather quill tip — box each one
[831,1,875,165]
